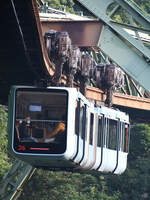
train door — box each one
[82,111,98,170]
[113,122,130,174]
[92,113,104,170]
[97,116,108,172]
[72,98,88,164]
[79,107,90,168]
[98,117,118,173]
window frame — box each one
[13,87,68,155]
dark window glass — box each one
[79,105,84,138]
[124,123,129,153]
[120,122,125,152]
[14,88,68,154]
[75,100,80,136]
[97,116,103,147]
[107,119,117,150]
[89,113,94,145]
[81,105,86,140]
[119,122,130,152]
[103,118,108,147]
[84,107,88,141]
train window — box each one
[13,88,68,154]
[79,104,84,138]
[89,113,94,145]
[84,107,88,141]
[124,124,129,153]
[81,105,87,140]
[120,122,125,151]
[103,118,108,147]
[97,116,103,147]
[75,100,80,136]
[107,119,117,150]
[79,103,86,140]
[119,123,130,153]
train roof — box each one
[97,106,129,122]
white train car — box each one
[8,86,130,174]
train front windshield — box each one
[13,88,68,154]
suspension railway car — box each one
[8,86,130,175]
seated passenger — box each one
[44,122,65,143]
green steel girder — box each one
[0,160,35,200]
[76,0,150,59]
[76,0,150,92]
[110,21,150,37]
[98,25,150,92]
[114,0,150,29]
[108,4,120,18]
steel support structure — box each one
[0,160,35,200]
[76,0,150,92]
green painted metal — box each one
[114,0,150,29]
[0,160,35,200]
[98,25,150,91]
[77,0,150,58]
[124,74,132,95]
[76,0,150,92]
[108,4,120,18]
[37,0,44,6]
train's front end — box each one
[8,86,77,168]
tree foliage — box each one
[0,105,11,180]
[43,0,93,16]
[44,0,75,13]
[130,0,150,15]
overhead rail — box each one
[0,0,53,103]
